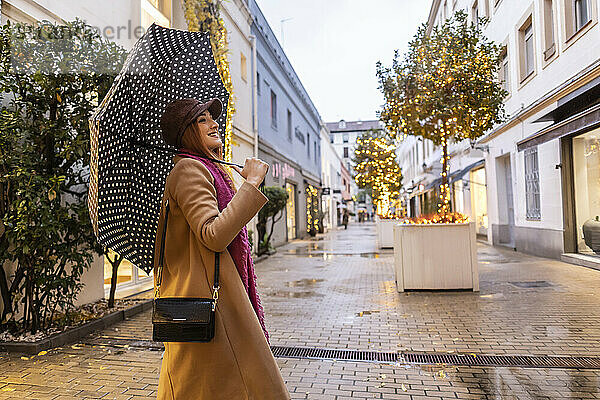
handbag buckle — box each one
[212,286,219,311]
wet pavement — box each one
[2,222,600,399]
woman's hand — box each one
[232,157,269,188]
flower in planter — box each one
[403,212,469,224]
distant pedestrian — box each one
[342,209,349,229]
[156,98,290,399]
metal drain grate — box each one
[272,346,600,369]
[401,352,600,370]
[84,338,600,370]
[509,280,553,288]
[270,345,397,363]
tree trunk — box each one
[440,139,450,215]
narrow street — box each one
[2,222,600,399]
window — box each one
[256,72,261,95]
[483,0,490,18]
[575,0,591,31]
[240,52,247,82]
[343,133,349,143]
[314,141,317,162]
[343,147,349,158]
[542,0,556,60]
[330,135,334,143]
[307,133,311,157]
[442,0,448,21]
[498,45,510,94]
[287,110,292,141]
[338,120,346,129]
[519,17,535,82]
[524,147,541,220]
[270,90,277,128]
[472,0,479,25]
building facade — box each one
[319,123,345,230]
[249,0,322,246]
[325,119,382,218]
[426,0,600,263]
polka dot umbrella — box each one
[88,23,235,274]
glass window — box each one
[543,0,556,60]
[343,147,349,158]
[270,90,277,128]
[257,72,261,95]
[524,147,541,220]
[471,168,488,235]
[343,133,349,143]
[287,110,292,141]
[573,129,600,254]
[499,46,510,93]
[240,52,247,82]
[307,133,311,157]
[524,22,534,78]
[472,0,479,25]
[575,0,591,31]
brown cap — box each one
[160,98,223,148]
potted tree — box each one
[353,130,403,248]
[377,11,506,291]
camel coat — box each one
[154,156,289,400]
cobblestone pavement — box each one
[2,222,600,399]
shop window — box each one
[524,147,541,220]
[573,130,600,254]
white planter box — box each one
[376,218,397,249]
[394,222,479,292]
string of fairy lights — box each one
[353,135,402,218]
[183,0,235,161]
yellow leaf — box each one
[37,351,47,356]
[20,356,29,360]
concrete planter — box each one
[394,222,479,292]
[376,217,397,249]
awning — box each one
[517,103,600,151]
[423,159,484,191]
[518,76,600,151]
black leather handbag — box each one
[152,200,220,342]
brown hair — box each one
[180,122,236,190]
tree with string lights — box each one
[376,11,506,218]
[353,130,402,217]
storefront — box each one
[570,127,600,255]
[517,75,600,259]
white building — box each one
[1,0,259,301]
[319,122,345,230]
[426,0,600,264]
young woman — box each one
[155,98,289,399]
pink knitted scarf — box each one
[178,151,269,342]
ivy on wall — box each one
[182,0,236,161]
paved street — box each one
[2,222,600,399]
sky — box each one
[255,0,432,123]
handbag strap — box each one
[155,199,220,307]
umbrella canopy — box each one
[89,23,229,273]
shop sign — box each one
[273,161,295,181]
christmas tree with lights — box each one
[353,131,402,217]
[377,11,506,220]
